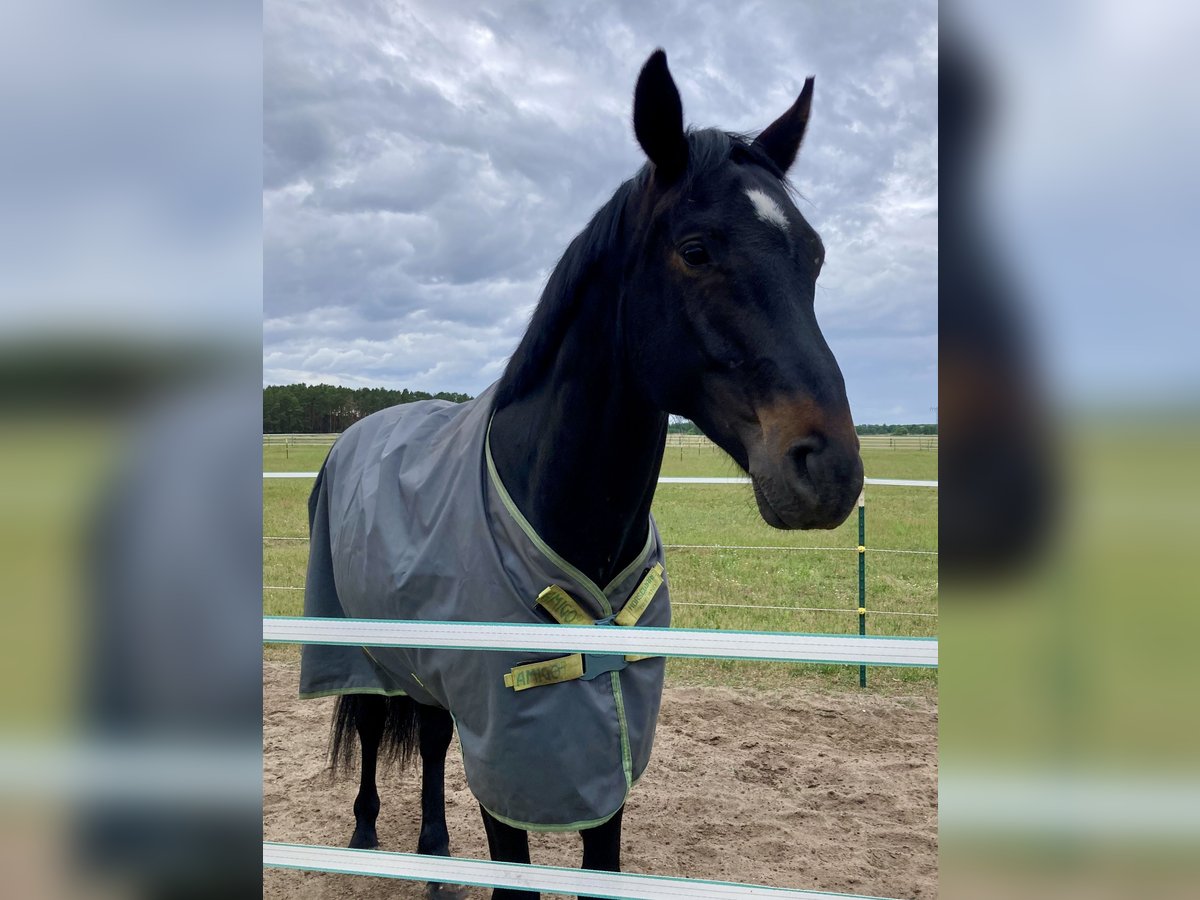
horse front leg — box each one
[579,805,623,899]
[480,806,537,900]
[416,703,462,898]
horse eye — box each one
[680,242,710,267]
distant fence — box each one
[664,434,937,451]
[267,433,939,451]
[664,433,713,448]
[857,435,937,450]
[263,433,340,446]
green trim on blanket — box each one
[451,698,631,833]
[484,415,653,828]
[298,687,410,700]
[293,648,414,702]
[610,671,634,790]
[479,772,649,833]
[480,800,624,834]
[484,417,655,616]
[603,528,657,596]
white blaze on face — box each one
[745,188,789,233]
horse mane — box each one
[493,128,788,408]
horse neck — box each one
[489,273,667,588]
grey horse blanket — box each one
[299,384,670,831]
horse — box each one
[301,49,863,899]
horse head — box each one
[622,50,863,530]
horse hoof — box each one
[426,883,467,899]
[348,829,379,850]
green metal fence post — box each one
[857,490,866,688]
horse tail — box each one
[329,694,421,775]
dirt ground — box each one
[264,660,937,899]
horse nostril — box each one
[786,435,825,481]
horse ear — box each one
[633,49,688,178]
[753,77,815,173]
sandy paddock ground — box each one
[264,660,937,899]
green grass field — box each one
[264,442,937,694]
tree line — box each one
[265,388,938,436]
[263,383,472,433]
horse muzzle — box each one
[746,399,863,530]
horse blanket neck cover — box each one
[299,383,671,831]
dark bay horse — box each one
[323,49,862,899]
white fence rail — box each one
[264,472,938,488]
[263,616,937,667]
[264,842,889,900]
[264,619,936,897]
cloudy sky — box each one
[264,0,937,424]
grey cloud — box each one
[312,145,470,215]
[264,111,335,191]
[265,0,937,419]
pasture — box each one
[264,442,937,694]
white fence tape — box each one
[659,476,939,487]
[939,771,1200,839]
[265,472,938,488]
[263,842,888,900]
[263,616,937,667]
[1,739,257,802]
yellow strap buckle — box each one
[614,563,663,626]
[509,565,665,691]
[503,654,585,691]
[536,585,595,625]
